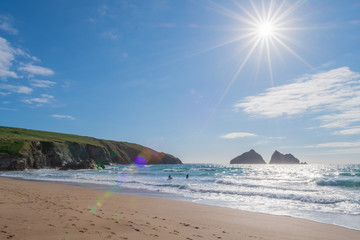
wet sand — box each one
[0,177,359,240]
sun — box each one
[257,22,275,38]
[197,0,310,114]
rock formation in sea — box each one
[230,149,266,164]
[0,127,182,171]
[269,150,300,164]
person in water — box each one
[186,174,189,179]
[168,174,172,180]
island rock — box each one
[269,150,300,164]
[230,149,266,164]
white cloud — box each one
[0,37,42,80]
[22,94,54,105]
[0,83,32,94]
[334,127,360,135]
[327,148,360,154]
[220,132,257,139]
[51,114,75,120]
[315,141,360,148]
[101,30,120,40]
[19,64,54,76]
[30,79,56,88]
[0,107,17,111]
[0,37,18,79]
[0,15,18,35]
[235,67,360,133]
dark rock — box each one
[269,150,300,164]
[230,149,266,164]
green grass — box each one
[0,126,143,156]
[0,126,105,155]
[0,126,102,145]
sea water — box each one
[1,164,360,230]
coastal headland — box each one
[0,126,181,171]
[0,177,359,240]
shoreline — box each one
[2,175,359,232]
[1,177,359,240]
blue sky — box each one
[1,0,360,164]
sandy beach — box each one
[0,177,358,240]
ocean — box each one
[1,164,359,230]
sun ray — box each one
[180,32,258,60]
[189,0,309,118]
[273,0,303,25]
[250,0,263,24]
[270,0,287,23]
[212,36,262,115]
[233,2,260,26]
[272,34,311,67]
[267,0,276,22]
[265,38,274,86]
[204,0,258,27]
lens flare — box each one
[89,150,150,214]
[134,155,147,167]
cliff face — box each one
[230,149,266,164]
[0,127,182,171]
[269,150,300,164]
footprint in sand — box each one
[193,235,203,238]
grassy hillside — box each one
[0,126,181,170]
[0,126,142,156]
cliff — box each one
[230,149,266,164]
[0,126,182,171]
[269,150,300,164]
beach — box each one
[0,177,359,240]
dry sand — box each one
[0,177,359,240]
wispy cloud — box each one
[315,141,360,148]
[0,18,60,112]
[235,67,360,133]
[0,83,32,94]
[97,4,108,17]
[30,79,56,88]
[334,127,360,135]
[0,107,17,111]
[0,37,18,79]
[51,114,75,120]
[22,94,54,106]
[349,20,360,25]
[0,37,45,80]
[0,15,18,35]
[19,64,54,76]
[157,23,175,28]
[100,30,120,40]
[220,132,257,139]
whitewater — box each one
[1,164,359,230]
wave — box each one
[215,179,318,192]
[162,169,184,172]
[339,173,360,177]
[186,187,346,205]
[122,179,347,205]
[316,179,360,188]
